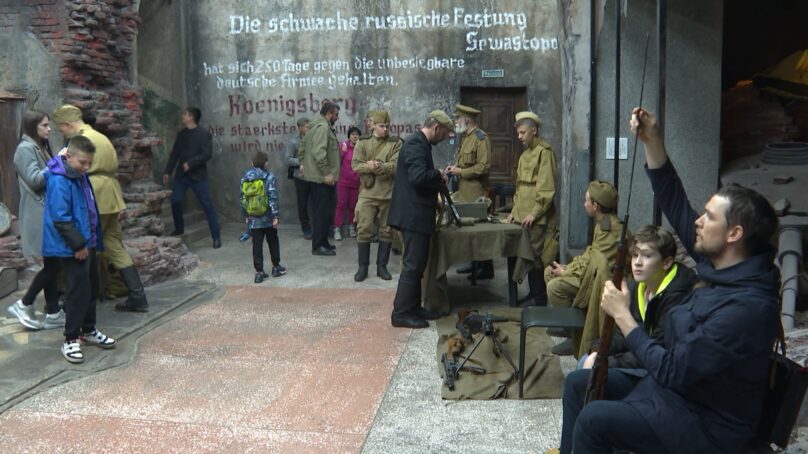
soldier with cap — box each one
[506,111,559,307]
[387,110,453,328]
[351,110,402,281]
[446,104,494,280]
[52,104,149,312]
[545,180,626,355]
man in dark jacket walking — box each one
[563,108,780,454]
[163,107,221,248]
[387,110,453,328]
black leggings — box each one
[251,227,280,271]
[22,256,61,314]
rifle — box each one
[584,33,650,404]
[442,352,486,391]
[439,183,462,228]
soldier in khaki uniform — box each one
[53,105,148,312]
[545,180,626,355]
[506,111,559,306]
[446,104,494,279]
[352,110,402,281]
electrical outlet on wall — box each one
[606,137,628,160]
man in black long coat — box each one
[387,110,454,328]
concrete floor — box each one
[0,223,574,452]
[1,222,805,452]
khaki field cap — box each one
[365,110,378,119]
[588,180,619,210]
[370,110,390,124]
[454,104,481,117]
[515,111,542,127]
[53,105,82,124]
[429,110,455,132]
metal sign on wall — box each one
[482,69,505,78]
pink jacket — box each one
[338,140,360,188]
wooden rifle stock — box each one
[584,217,629,404]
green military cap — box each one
[365,110,378,119]
[53,104,82,124]
[515,111,543,127]
[588,180,618,210]
[454,104,481,117]
[429,110,455,132]
[370,110,390,124]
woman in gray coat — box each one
[7,109,63,330]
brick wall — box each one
[0,0,197,284]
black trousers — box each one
[293,177,311,232]
[59,249,100,341]
[252,227,280,271]
[22,256,61,314]
[392,229,431,315]
[309,182,336,250]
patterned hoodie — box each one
[239,166,279,229]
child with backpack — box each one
[240,151,285,283]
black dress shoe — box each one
[212,238,222,249]
[325,243,336,250]
[415,308,444,321]
[312,246,336,256]
[391,313,429,329]
[169,229,184,236]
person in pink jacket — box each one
[333,127,362,240]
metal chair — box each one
[518,306,586,398]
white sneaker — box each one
[7,299,43,330]
[348,224,357,238]
[43,309,66,329]
[61,340,83,363]
[332,227,342,241]
[81,329,116,349]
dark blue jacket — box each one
[622,160,779,453]
[42,156,103,257]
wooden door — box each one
[460,87,527,187]
[0,95,25,216]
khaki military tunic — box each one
[511,137,558,269]
[545,213,627,308]
[453,127,491,203]
[81,124,133,270]
[351,135,402,242]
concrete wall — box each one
[0,31,65,133]
[182,0,563,222]
[590,0,722,236]
[137,0,188,181]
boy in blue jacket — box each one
[240,151,285,283]
[44,136,115,363]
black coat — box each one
[388,131,443,235]
[165,127,212,182]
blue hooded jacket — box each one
[622,160,780,453]
[239,166,279,229]
[42,156,104,257]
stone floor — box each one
[0,222,806,452]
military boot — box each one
[376,241,393,280]
[527,269,548,307]
[115,266,149,312]
[354,242,371,282]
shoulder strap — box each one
[17,174,44,203]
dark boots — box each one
[527,269,548,307]
[354,242,371,282]
[377,241,392,280]
[115,266,148,312]
[467,260,495,281]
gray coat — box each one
[13,135,51,256]
[285,134,303,179]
